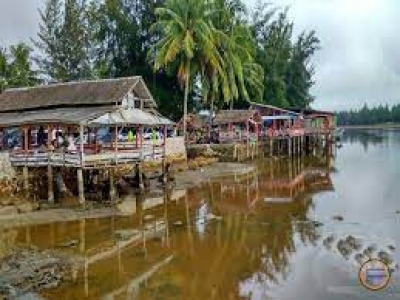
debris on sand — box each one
[0,247,82,298]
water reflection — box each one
[5,137,399,300]
[19,154,331,299]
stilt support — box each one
[48,165,54,203]
[23,166,29,195]
[77,169,85,204]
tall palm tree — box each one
[209,0,264,109]
[149,0,223,137]
[222,24,264,109]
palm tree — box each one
[222,24,264,109]
[149,0,223,137]
[210,0,264,109]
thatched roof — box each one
[213,110,261,125]
[0,77,156,113]
[176,113,208,129]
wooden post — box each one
[109,168,116,201]
[79,124,85,167]
[136,125,139,148]
[114,125,118,164]
[77,168,85,204]
[48,165,54,203]
[23,166,29,194]
[288,137,292,157]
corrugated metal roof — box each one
[0,106,173,127]
[0,77,156,113]
[0,106,115,127]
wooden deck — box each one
[10,145,164,168]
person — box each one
[67,135,77,152]
[37,126,45,147]
[56,132,64,147]
[128,128,134,143]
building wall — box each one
[0,151,15,179]
[165,137,187,159]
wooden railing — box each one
[9,143,165,168]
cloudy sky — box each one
[1,0,399,111]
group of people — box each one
[36,127,78,152]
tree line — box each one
[336,104,400,126]
[0,0,320,127]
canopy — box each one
[89,107,174,126]
[262,115,299,121]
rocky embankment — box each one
[0,247,82,299]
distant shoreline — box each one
[340,123,400,130]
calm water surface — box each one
[4,129,400,299]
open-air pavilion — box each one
[0,77,174,203]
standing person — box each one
[128,128,134,143]
[37,126,45,147]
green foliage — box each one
[149,0,225,132]
[0,43,36,92]
[251,9,320,108]
[33,0,93,81]
[337,104,400,125]
[4,0,320,119]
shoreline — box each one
[340,124,400,130]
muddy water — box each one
[3,129,400,299]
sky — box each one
[0,0,400,111]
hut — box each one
[213,110,262,143]
[175,113,209,144]
[249,102,304,138]
[0,77,174,203]
[288,108,335,134]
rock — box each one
[388,245,396,251]
[337,239,353,258]
[16,202,39,213]
[345,235,362,250]
[332,215,344,221]
[0,206,18,216]
[377,251,393,264]
[363,244,377,258]
[323,234,335,248]
[312,221,324,227]
[355,253,368,265]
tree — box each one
[149,0,224,135]
[8,43,37,87]
[210,0,264,109]
[32,0,62,80]
[0,48,8,92]
[286,31,320,108]
[33,0,93,81]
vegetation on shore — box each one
[0,0,320,122]
[337,103,400,126]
